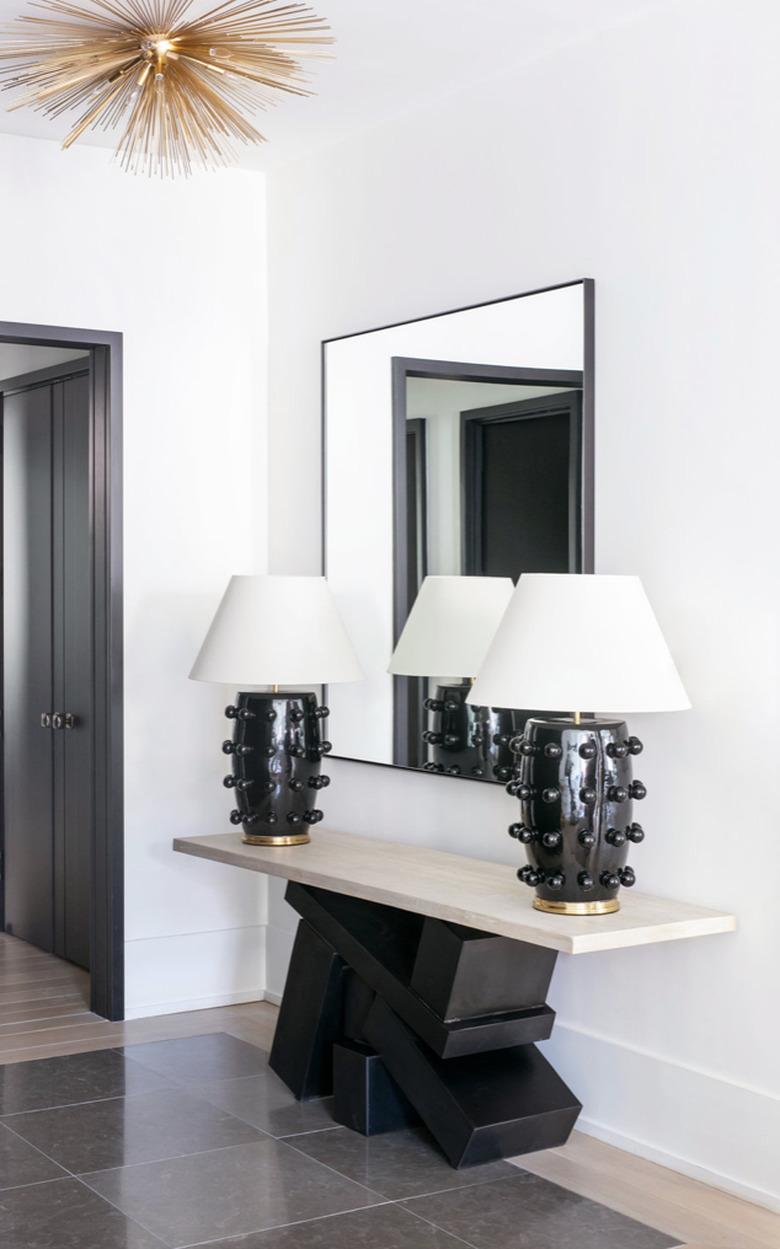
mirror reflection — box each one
[324,281,594,778]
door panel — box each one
[3,370,92,969]
[479,413,571,576]
[3,384,55,952]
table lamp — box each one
[388,575,514,779]
[468,574,690,913]
[189,575,363,846]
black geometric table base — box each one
[269,883,581,1168]
[332,1039,419,1135]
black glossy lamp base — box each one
[508,716,648,914]
[222,691,331,847]
[422,683,515,781]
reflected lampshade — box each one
[388,575,514,681]
[389,574,515,783]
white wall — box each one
[0,134,270,1017]
[265,0,780,1210]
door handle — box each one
[41,711,76,729]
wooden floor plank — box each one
[0,936,279,1065]
[0,969,89,990]
[0,1018,110,1049]
[0,997,94,1025]
[0,999,91,1025]
[0,1010,100,1037]
[0,983,91,1007]
[0,950,70,969]
[516,1133,780,1249]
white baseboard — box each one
[542,1022,780,1213]
[124,988,267,1021]
[263,989,283,1006]
[124,926,266,1020]
[574,1116,780,1216]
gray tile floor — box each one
[0,1033,683,1248]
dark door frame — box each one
[0,320,124,1021]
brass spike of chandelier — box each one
[0,0,333,176]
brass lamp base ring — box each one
[242,832,311,848]
[533,898,620,916]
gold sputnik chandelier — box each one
[0,0,332,176]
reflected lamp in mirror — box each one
[189,575,363,847]
[388,575,514,780]
[468,574,690,914]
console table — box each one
[173,829,736,1167]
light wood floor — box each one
[0,932,278,1063]
[2,933,777,1249]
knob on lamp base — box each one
[421,682,515,781]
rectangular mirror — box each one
[323,280,594,778]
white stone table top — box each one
[173,827,736,955]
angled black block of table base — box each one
[268,919,345,1100]
[332,1039,419,1135]
[285,882,555,1057]
[363,996,582,1168]
[342,968,377,1044]
[410,917,558,1021]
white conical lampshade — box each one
[388,575,514,679]
[468,573,690,714]
[189,575,364,687]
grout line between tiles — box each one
[397,1200,482,1249]
[277,1123,344,1138]
[0,1085,181,1118]
[278,1128,525,1205]
[2,1110,285,1184]
[0,1175,80,1194]
[170,1199,397,1249]
[69,1174,173,1248]
[0,1114,100,1183]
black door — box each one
[2,367,93,970]
[462,391,584,580]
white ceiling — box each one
[406,377,576,420]
[0,344,89,383]
[0,0,679,170]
